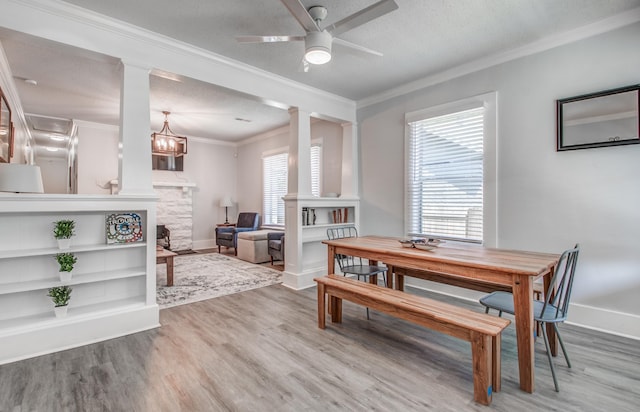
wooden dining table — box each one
[323,235,560,393]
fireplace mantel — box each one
[109,180,196,194]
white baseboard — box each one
[566,303,640,341]
[192,239,216,250]
[282,268,324,290]
[0,305,159,365]
[405,280,640,341]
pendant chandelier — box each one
[151,111,187,157]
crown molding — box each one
[358,7,640,109]
[6,0,355,112]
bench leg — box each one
[470,331,493,406]
[492,334,501,392]
[330,296,343,323]
[317,283,326,329]
[394,273,405,291]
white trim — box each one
[404,92,498,247]
[405,283,640,340]
[72,119,119,131]
[3,0,356,122]
[359,7,640,108]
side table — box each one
[156,247,178,286]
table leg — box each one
[543,268,558,356]
[317,283,326,329]
[166,256,174,287]
[386,265,393,288]
[513,276,535,393]
[327,245,335,274]
[327,246,335,314]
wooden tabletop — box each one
[156,248,177,258]
[323,235,559,280]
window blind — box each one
[407,106,484,242]
[310,144,321,197]
[263,145,322,225]
[263,152,288,225]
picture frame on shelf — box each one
[106,212,144,244]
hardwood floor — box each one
[1,284,638,411]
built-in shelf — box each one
[0,196,158,364]
[0,242,147,260]
[0,267,146,295]
[0,296,146,337]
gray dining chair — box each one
[479,244,580,392]
[327,226,387,319]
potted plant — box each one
[48,285,72,318]
[55,252,77,282]
[53,219,75,249]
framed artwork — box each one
[106,212,144,244]
[0,89,11,163]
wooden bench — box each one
[314,274,511,406]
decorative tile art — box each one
[106,212,143,244]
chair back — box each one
[327,226,361,270]
[236,212,260,230]
[540,244,580,322]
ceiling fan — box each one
[236,0,398,71]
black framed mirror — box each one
[557,84,640,151]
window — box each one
[263,152,288,226]
[310,144,321,197]
[406,105,485,242]
[263,144,322,226]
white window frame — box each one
[404,92,497,246]
[262,141,323,227]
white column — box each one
[118,60,153,195]
[341,122,358,197]
[287,107,312,197]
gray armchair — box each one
[215,212,260,255]
[267,232,285,265]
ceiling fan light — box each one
[305,48,331,65]
[305,31,332,65]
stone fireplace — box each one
[111,180,196,251]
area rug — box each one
[156,253,282,309]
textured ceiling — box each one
[1,0,639,146]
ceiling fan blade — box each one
[236,35,304,43]
[326,0,399,37]
[298,57,310,73]
[333,38,383,57]
[280,0,320,33]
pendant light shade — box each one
[151,111,188,157]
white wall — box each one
[76,121,119,194]
[37,156,67,193]
[236,119,344,219]
[181,138,236,249]
[74,121,236,249]
[357,23,640,338]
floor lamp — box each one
[219,196,233,224]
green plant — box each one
[53,220,76,240]
[55,253,77,272]
[47,286,72,307]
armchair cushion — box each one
[267,232,285,264]
[215,212,260,254]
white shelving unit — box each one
[0,194,159,364]
[283,196,359,289]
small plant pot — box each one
[59,271,72,282]
[57,239,72,250]
[54,305,68,318]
